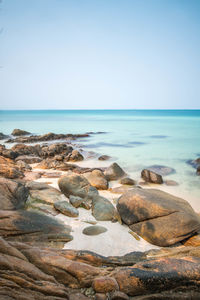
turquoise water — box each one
[0,110,200,209]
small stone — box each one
[69,195,84,208]
[104,163,126,181]
[82,225,107,236]
[120,177,136,185]
[98,155,111,161]
[141,169,163,184]
[54,200,79,217]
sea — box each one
[0,109,200,211]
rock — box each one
[41,143,73,158]
[117,189,200,246]
[120,177,136,185]
[69,195,84,208]
[110,291,129,300]
[54,200,79,217]
[141,169,163,184]
[27,181,65,205]
[0,132,8,140]
[92,276,119,293]
[104,163,126,181]
[42,171,62,178]
[182,233,200,247]
[0,156,24,179]
[145,165,176,176]
[16,155,42,164]
[84,170,108,190]
[11,128,30,136]
[23,171,42,181]
[16,160,32,171]
[95,294,107,300]
[98,155,111,161]
[12,143,42,156]
[0,210,73,246]
[187,157,200,169]
[0,145,18,159]
[58,174,98,198]
[109,186,135,194]
[92,195,117,221]
[70,293,89,300]
[165,180,179,186]
[0,177,29,210]
[82,225,107,236]
[197,166,200,175]
[66,149,84,162]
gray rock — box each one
[141,169,163,184]
[54,200,79,217]
[0,132,9,140]
[58,174,98,198]
[92,195,117,221]
[104,163,126,181]
[69,195,84,208]
[117,188,200,246]
[82,225,107,236]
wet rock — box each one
[146,165,176,176]
[92,276,119,293]
[54,200,79,217]
[104,163,126,181]
[58,174,98,198]
[12,143,42,156]
[16,155,42,164]
[117,189,200,246]
[11,128,30,136]
[66,149,84,162]
[41,143,73,158]
[141,169,163,184]
[0,156,24,179]
[92,195,117,221]
[84,170,108,190]
[0,132,8,140]
[82,225,107,236]
[98,155,111,161]
[69,195,84,208]
[120,177,136,185]
[0,177,29,210]
[187,157,200,169]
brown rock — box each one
[104,163,126,181]
[182,233,200,247]
[92,276,119,293]
[16,155,42,164]
[66,149,84,162]
[54,200,79,217]
[0,177,29,210]
[69,293,89,300]
[110,291,129,300]
[117,189,200,246]
[12,128,30,136]
[120,177,135,185]
[0,155,24,179]
[84,170,108,190]
[95,293,107,300]
[141,169,163,184]
[98,155,111,161]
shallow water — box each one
[1,109,200,210]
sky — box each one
[0,0,200,110]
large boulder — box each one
[92,195,117,221]
[0,177,29,210]
[117,189,200,246]
[104,163,126,181]
[12,128,30,136]
[58,174,98,198]
[141,169,163,184]
[0,156,24,179]
[84,170,108,190]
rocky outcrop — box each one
[7,132,90,143]
[0,237,200,299]
[12,128,31,136]
[117,189,200,246]
[92,195,117,221]
[104,163,126,181]
[0,156,24,179]
[141,169,163,184]
[58,174,98,199]
[0,177,29,210]
[84,170,108,190]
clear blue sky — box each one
[0,0,200,109]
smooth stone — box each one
[92,195,117,221]
[69,195,84,208]
[84,170,108,190]
[82,225,107,236]
[104,163,126,181]
[54,200,79,217]
[117,189,200,246]
[58,174,98,198]
[120,177,136,185]
[98,155,111,161]
[141,169,163,184]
